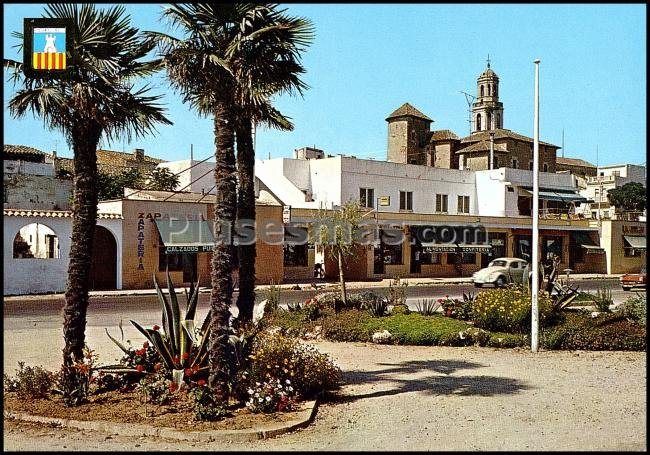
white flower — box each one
[288,386,294,392]
[254,392,259,397]
[258,397,263,402]
[247,388,254,395]
[255,382,261,386]
[285,379,291,384]
[265,396,271,402]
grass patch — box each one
[362,313,472,346]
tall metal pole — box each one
[531,59,541,353]
[489,130,495,169]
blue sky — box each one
[3,4,646,166]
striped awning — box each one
[154,219,215,254]
[520,188,588,203]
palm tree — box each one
[232,7,313,324]
[5,3,171,405]
[151,3,312,399]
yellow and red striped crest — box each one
[32,52,66,70]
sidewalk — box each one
[3,273,622,302]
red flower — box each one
[154,363,162,372]
[169,382,178,392]
[153,325,160,331]
[143,341,149,349]
[135,348,146,356]
[173,355,180,364]
[182,353,190,360]
[185,368,193,377]
[197,379,206,387]
[136,365,145,373]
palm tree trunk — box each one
[61,124,101,406]
[235,118,256,324]
[337,249,348,304]
[208,100,237,402]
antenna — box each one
[460,91,476,135]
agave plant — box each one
[106,271,212,383]
[415,298,441,316]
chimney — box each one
[134,148,145,160]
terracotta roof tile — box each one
[460,129,558,148]
[428,130,459,141]
[556,157,596,168]
[455,140,508,154]
[386,103,432,122]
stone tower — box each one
[471,59,504,133]
[386,103,433,164]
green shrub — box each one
[617,293,646,325]
[391,304,411,315]
[486,332,529,348]
[593,286,613,313]
[262,308,314,337]
[321,310,372,341]
[264,283,282,313]
[414,298,440,316]
[387,276,408,306]
[542,312,646,351]
[137,372,172,405]
[365,296,389,317]
[440,295,473,320]
[4,362,55,399]
[245,377,298,413]
[472,287,553,332]
[362,313,473,346]
[190,384,229,421]
[247,333,341,398]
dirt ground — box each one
[3,341,646,451]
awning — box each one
[155,219,215,254]
[572,231,604,252]
[520,188,588,203]
[624,236,646,250]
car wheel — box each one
[495,276,505,288]
[474,283,482,288]
[622,286,631,291]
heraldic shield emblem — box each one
[23,18,74,78]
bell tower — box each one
[471,56,504,133]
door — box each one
[182,253,198,283]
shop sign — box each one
[164,245,213,254]
[137,216,145,270]
[378,196,391,206]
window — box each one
[399,191,413,211]
[462,252,476,264]
[542,236,563,261]
[284,227,309,266]
[379,229,403,265]
[457,195,470,214]
[512,158,518,169]
[359,187,374,208]
[480,85,484,97]
[419,248,441,264]
[613,170,621,177]
[594,189,600,198]
[487,112,492,130]
[13,223,59,259]
[476,113,482,131]
[543,163,549,172]
[529,161,534,171]
[496,113,501,128]
[436,194,448,213]
[493,156,499,168]
[158,250,187,272]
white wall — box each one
[157,160,217,194]
[4,216,123,295]
[4,160,55,177]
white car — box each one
[473,257,529,288]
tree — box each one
[5,3,171,405]
[152,3,313,400]
[145,167,180,191]
[311,201,364,305]
[232,7,313,324]
[98,168,144,200]
[607,182,646,213]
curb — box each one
[3,399,318,443]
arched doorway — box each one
[90,225,117,290]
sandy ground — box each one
[3,341,646,451]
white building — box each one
[157,158,218,195]
[4,209,123,295]
[580,164,646,220]
[3,145,73,210]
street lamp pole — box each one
[489,130,495,169]
[531,59,541,353]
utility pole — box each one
[531,59,541,353]
[460,91,476,135]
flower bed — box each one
[3,389,301,431]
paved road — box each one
[3,279,633,373]
[4,342,646,451]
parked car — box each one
[620,266,647,291]
[472,257,529,288]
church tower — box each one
[471,57,504,133]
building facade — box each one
[580,164,647,220]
